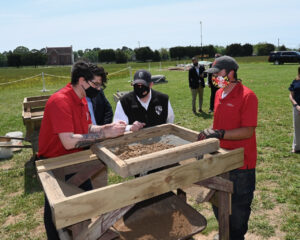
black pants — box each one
[213,169,256,240]
[44,173,93,240]
[210,86,219,111]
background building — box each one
[46,46,73,65]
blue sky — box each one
[1,0,299,52]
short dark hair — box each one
[71,61,93,85]
[88,63,108,89]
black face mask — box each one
[85,86,100,98]
[134,84,150,98]
[193,62,198,67]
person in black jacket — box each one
[188,57,206,113]
[86,64,113,125]
[114,69,174,132]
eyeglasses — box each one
[88,80,102,88]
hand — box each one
[104,121,126,138]
[198,129,225,141]
[296,105,300,113]
[130,121,146,132]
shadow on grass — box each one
[194,111,213,120]
[24,156,42,195]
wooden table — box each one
[36,124,243,240]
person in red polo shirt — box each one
[198,56,258,240]
[38,61,126,240]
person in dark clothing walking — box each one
[188,57,206,113]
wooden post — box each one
[218,191,230,240]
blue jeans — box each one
[213,169,256,240]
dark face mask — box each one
[85,86,100,98]
[193,62,198,67]
[134,84,150,98]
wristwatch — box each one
[293,103,298,107]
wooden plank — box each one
[22,111,32,119]
[123,138,219,177]
[61,160,105,177]
[91,166,108,189]
[26,95,50,101]
[58,229,71,240]
[57,179,92,238]
[36,150,97,173]
[74,205,132,240]
[209,191,219,207]
[38,171,65,205]
[170,124,199,142]
[98,229,120,240]
[66,164,104,187]
[30,111,44,118]
[98,123,173,148]
[218,191,230,240]
[195,176,233,193]
[93,138,219,178]
[23,99,48,110]
[91,146,129,178]
[56,178,84,196]
[203,189,216,203]
[51,148,244,228]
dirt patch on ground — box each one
[29,207,45,237]
[186,187,286,240]
[0,162,13,170]
[3,213,26,227]
[30,224,45,238]
[114,143,175,160]
[8,190,22,198]
[193,231,217,240]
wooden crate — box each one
[22,95,50,153]
[36,124,244,232]
[92,124,221,177]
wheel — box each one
[274,60,279,65]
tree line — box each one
[0,42,295,67]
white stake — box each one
[41,72,49,92]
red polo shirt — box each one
[38,83,91,158]
[213,83,258,169]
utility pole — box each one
[138,41,140,48]
[277,38,280,50]
[200,21,203,60]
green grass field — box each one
[0,57,299,240]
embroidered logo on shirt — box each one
[155,105,163,115]
[227,103,234,107]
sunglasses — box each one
[88,80,102,88]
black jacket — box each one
[120,90,169,128]
[91,89,113,125]
[188,64,205,89]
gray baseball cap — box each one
[133,69,152,86]
[205,56,239,74]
